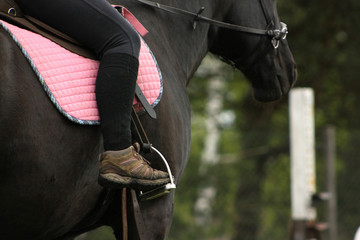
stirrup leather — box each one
[131,107,176,201]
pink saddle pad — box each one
[0,15,162,125]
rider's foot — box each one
[98,143,170,190]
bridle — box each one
[135,0,288,49]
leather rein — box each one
[135,0,288,49]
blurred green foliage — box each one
[170,0,360,239]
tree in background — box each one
[170,0,360,239]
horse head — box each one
[210,0,297,102]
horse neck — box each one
[126,0,228,85]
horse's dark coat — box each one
[0,0,296,239]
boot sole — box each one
[98,173,170,191]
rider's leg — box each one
[15,0,170,189]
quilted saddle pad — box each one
[0,18,162,125]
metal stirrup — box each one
[131,107,176,201]
[138,147,176,201]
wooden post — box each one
[325,126,337,240]
[289,88,316,239]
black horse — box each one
[0,0,296,239]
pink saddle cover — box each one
[0,15,162,125]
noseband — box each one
[135,0,288,49]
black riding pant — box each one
[16,0,141,150]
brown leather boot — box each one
[98,143,170,190]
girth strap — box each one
[122,188,128,240]
[131,189,148,240]
[121,189,148,240]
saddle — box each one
[0,0,95,58]
[0,0,158,121]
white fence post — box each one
[289,88,316,238]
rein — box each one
[135,0,288,49]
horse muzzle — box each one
[246,49,297,102]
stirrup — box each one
[139,146,176,201]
